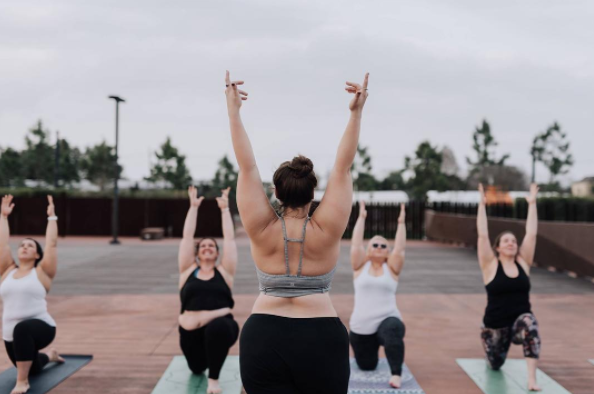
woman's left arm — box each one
[39,196,58,279]
[387,203,406,275]
[519,184,539,266]
[217,187,237,278]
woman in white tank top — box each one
[0,195,64,394]
[349,201,407,389]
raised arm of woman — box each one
[350,200,367,271]
[388,203,406,276]
[179,186,204,274]
[519,183,539,267]
[314,73,369,238]
[39,196,58,279]
[217,187,237,278]
[0,195,16,276]
[225,71,276,237]
[477,184,495,270]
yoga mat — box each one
[348,358,424,394]
[457,358,572,394]
[589,360,594,366]
[0,354,93,394]
[151,355,242,394]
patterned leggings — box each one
[481,313,541,370]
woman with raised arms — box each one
[224,70,369,394]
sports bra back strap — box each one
[296,216,310,276]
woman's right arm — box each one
[477,184,495,270]
[350,200,367,271]
[0,195,16,276]
[225,71,276,237]
[314,73,369,238]
[178,186,203,274]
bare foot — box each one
[11,380,30,394]
[389,375,401,388]
[528,381,542,391]
[207,378,222,394]
[48,348,65,363]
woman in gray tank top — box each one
[224,70,369,394]
[349,200,407,389]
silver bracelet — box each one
[48,216,58,221]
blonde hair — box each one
[366,235,390,262]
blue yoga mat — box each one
[0,354,93,394]
[348,358,425,394]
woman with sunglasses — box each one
[0,195,64,394]
[349,201,406,389]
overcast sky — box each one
[1,0,593,185]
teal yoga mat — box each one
[457,359,571,394]
[0,354,92,394]
[152,355,241,394]
[348,358,424,394]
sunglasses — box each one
[372,243,387,249]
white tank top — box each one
[0,268,56,341]
[349,261,401,335]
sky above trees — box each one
[1,0,593,184]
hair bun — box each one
[288,155,314,178]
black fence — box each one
[6,195,233,238]
[429,198,594,223]
[341,202,425,240]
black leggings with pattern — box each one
[481,313,541,370]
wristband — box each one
[221,208,230,213]
[48,216,58,221]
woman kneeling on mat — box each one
[477,183,541,391]
[349,201,406,389]
[178,187,239,394]
[226,70,369,394]
[0,195,64,394]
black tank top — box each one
[180,267,234,313]
[483,260,532,328]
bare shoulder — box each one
[217,265,234,288]
[516,256,531,275]
[481,257,499,284]
[179,264,197,290]
[0,264,16,284]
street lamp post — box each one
[108,95,125,245]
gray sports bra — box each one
[256,212,336,298]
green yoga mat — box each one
[457,359,571,394]
[0,355,92,394]
[152,356,241,394]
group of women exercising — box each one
[0,72,543,394]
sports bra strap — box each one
[278,214,310,276]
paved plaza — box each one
[1,236,593,393]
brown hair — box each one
[194,238,219,255]
[273,155,317,210]
[492,231,517,257]
[23,238,44,267]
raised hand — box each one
[216,187,231,210]
[345,73,369,113]
[526,183,539,205]
[358,200,367,219]
[225,70,248,114]
[1,195,15,217]
[46,195,55,217]
[478,183,487,205]
[398,203,406,224]
[188,186,205,208]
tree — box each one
[378,171,406,190]
[56,137,82,187]
[20,120,55,184]
[80,141,122,191]
[351,144,378,191]
[441,146,460,176]
[532,122,573,185]
[404,141,453,200]
[146,137,192,189]
[209,155,238,199]
[466,119,509,175]
[0,147,24,187]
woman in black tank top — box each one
[177,186,239,394]
[476,183,541,392]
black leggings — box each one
[179,315,239,380]
[4,319,56,376]
[350,317,406,376]
[240,314,350,394]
